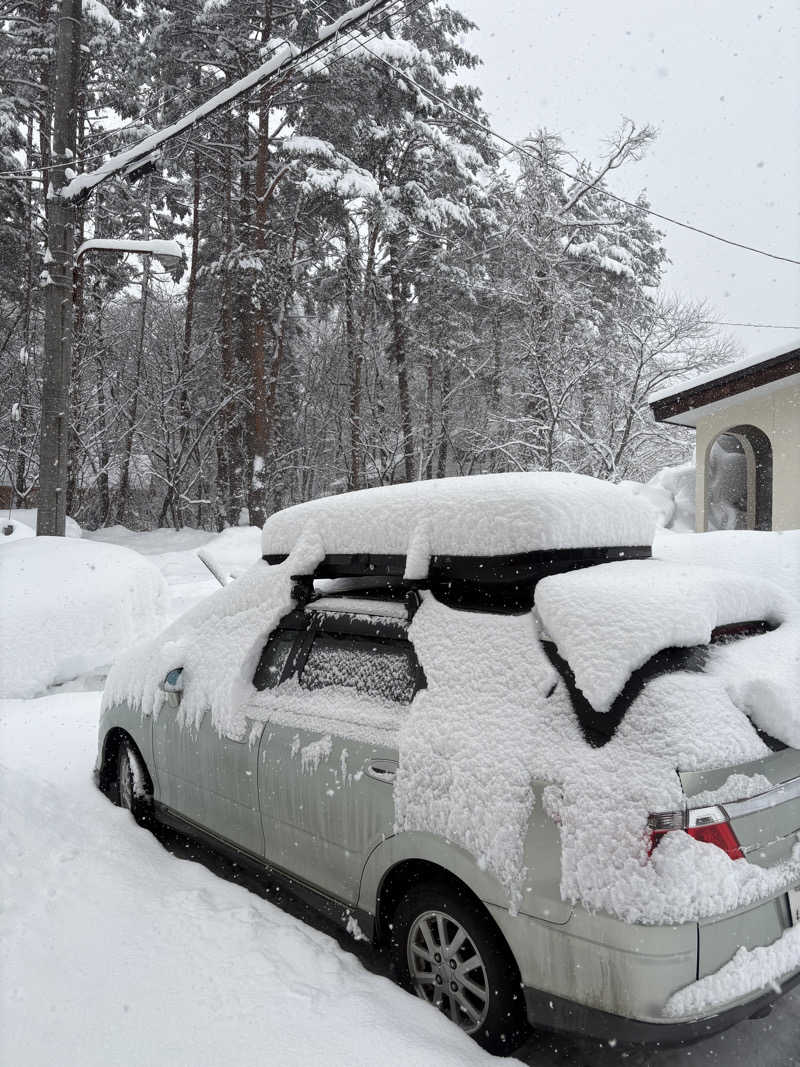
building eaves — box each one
[649,344,800,427]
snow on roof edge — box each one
[647,337,800,405]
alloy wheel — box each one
[118,745,135,811]
[406,909,490,1033]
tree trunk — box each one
[246,0,274,528]
[164,149,201,529]
[388,233,414,483]
[344,228,362,490]
[216,138,236,530]
[95,348,111,525]
[436,360,451,479]
[37,0,81,536]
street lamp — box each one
[76,237,184,276]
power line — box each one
[705,321,800,330]
[4,2,799,271]
[0,0,421,183]
[343,32,800,268]
[59,0,414,200]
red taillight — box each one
[647,804,744,860]
[686,821,744,859]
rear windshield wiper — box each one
[542,641,708,748]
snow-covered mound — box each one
[0,517,34,542]
[5,507,82,537]
[0,538,168,698]
[619,460,696,532]
[85,523,214,554]
[262,472,656,578]
[654,528,800,603]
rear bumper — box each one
[523,965,800,1045]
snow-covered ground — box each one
[0,693,508,1067]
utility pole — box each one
[37,0,82,536]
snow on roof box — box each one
[261,473,656,581]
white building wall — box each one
[695,380,800,532]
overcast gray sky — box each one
[455,0,800,355]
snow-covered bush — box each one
[0,537,168,698]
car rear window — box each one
[546,620,778,748]
[299,633,421,705]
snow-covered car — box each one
[96,473,800,1054]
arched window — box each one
[705,424,773,531]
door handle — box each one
[366,760,397,784]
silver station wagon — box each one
[96,474,800,1055]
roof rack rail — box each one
[273,545,652,614]
[268,545,651,584]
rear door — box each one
[250,604,424,904]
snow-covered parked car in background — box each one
[95,473,800,1054]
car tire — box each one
[389,881,528,1055]
[116,739,151,824]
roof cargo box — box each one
[261,473,655,611]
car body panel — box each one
[357,827,572,925]
[257,718,397,904]
[680,748,800,865]
[152,702,266,857]
[698,892,794,979]
[488,900,698,1022]
[96,700,155,786]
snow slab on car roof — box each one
[261,472,656,579]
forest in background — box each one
[1,0,736,531]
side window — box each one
[253,631,297,691]
[299,633,422,705]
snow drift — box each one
[0,538,167,698]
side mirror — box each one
[159,667,184,707]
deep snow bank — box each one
[0,538,167,698]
